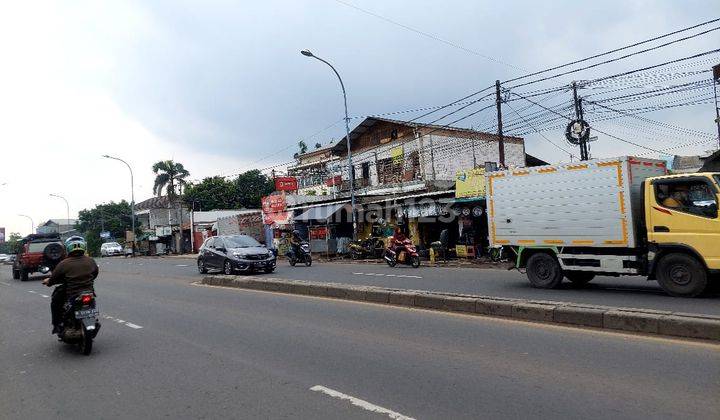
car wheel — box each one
[656,253,707,297]
[526,253,563,289]
[223,260,233,275]
[198,259,208,274]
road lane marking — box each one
[40,294,49,298]
[125,323,143,329]
[0,281,11,286]
[352,272,423,279]
[101,315,143,329]
[175,264,189,267]
[27,290,37,294]
[310,385,415,420]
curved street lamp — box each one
[49,193,70,228]
[301,49,357,240]
[102,154,136,255]
[18,214,34,234]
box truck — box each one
[486,156,719,297]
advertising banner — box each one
[455,168,486,199]
[261,195,287,213]
[274,177,298,192]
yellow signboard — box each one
[455,168,486,198]
[391,146,404,164]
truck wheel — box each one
[20,268,29,282]
[526,253,563,289]
[656,253,707,297]
[12,269,20,280]
[565,271,595,286]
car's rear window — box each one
[28,242,61,252]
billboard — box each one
[274,177,298,192]
[455,168,486,199]
[0,227,5,244]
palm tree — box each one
[152,160,190,198]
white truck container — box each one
[487,156,667,279]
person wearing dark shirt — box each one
[42,236,99,335]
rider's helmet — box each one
[292,230,301,238]
[64,236,87,256]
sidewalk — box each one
[315,256,513,270]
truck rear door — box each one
[647,175,720,270]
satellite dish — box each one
[565,119,590,145]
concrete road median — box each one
[201,275,720,341]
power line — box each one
[506,26,720,90]
[333,0,525,71]
[503,17,720,85]
[504,101,576,158]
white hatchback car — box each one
[100,242,123,257]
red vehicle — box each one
[12,233,66,281]
[384,238,421,268]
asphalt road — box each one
[101,256,718,315]
[1,260,719,419]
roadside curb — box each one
[314,258,513,270]
[200,275,720,342]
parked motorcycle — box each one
[384,238,421,268]
[58,291,101,355]
[349,237,385,260]
[287,241,312,267]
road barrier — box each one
[201,275,720,341]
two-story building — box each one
[284,117,541,256]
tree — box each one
[182,170,274,211]
[76,201,134,256]
[152,160,190,198]
[234,170,274,209]
[0,232,22,254]
[183,176,236,211]
[298,140,308,155]
[315,142,322,149]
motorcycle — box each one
[58,290,101,355]
[384,238,421,268]
[287,241,312,267]
[348,237,385,260]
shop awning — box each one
[294,203,347,222]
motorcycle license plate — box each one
[75,309,99,319]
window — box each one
[205,238,216,249]
[361,162,370,180]
[655,178,718,218]
[223,235,261,248]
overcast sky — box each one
[1,0,718,236]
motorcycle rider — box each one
[289,230,304,259]
[389,226,408,254]
[42,236,99,335]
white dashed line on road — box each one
[27,290,37,294]
[352,272,423,279]
[40,294,50,298]
[0,281,11,286]
[102,315,143,330]
[175,264,189,267]
[310,385,415,420]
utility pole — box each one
[713,64,720,149]
[572,82,590,161]
[495,80,505,168]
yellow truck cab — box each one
[645,172,720,296]
[486,156,719,297]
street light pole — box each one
[103,155,136,255]
[301,49,357,240]
[49,193,70,231]
[18,214,34,234]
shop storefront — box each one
[292,202,351,255]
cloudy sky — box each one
[0,0,718,236]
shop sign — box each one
[262,195,287,213]
[391,146,404,164]
[455,168,486,199]
[274,177,298,192]
[326,175,342,187]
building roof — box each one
[136,196,172,210]
[331,116,523,153]
[699,149,720,172]
[41,219,78,226]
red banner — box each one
[262,195,287,214]
[326,175,342,187]
[274,177,298,191]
